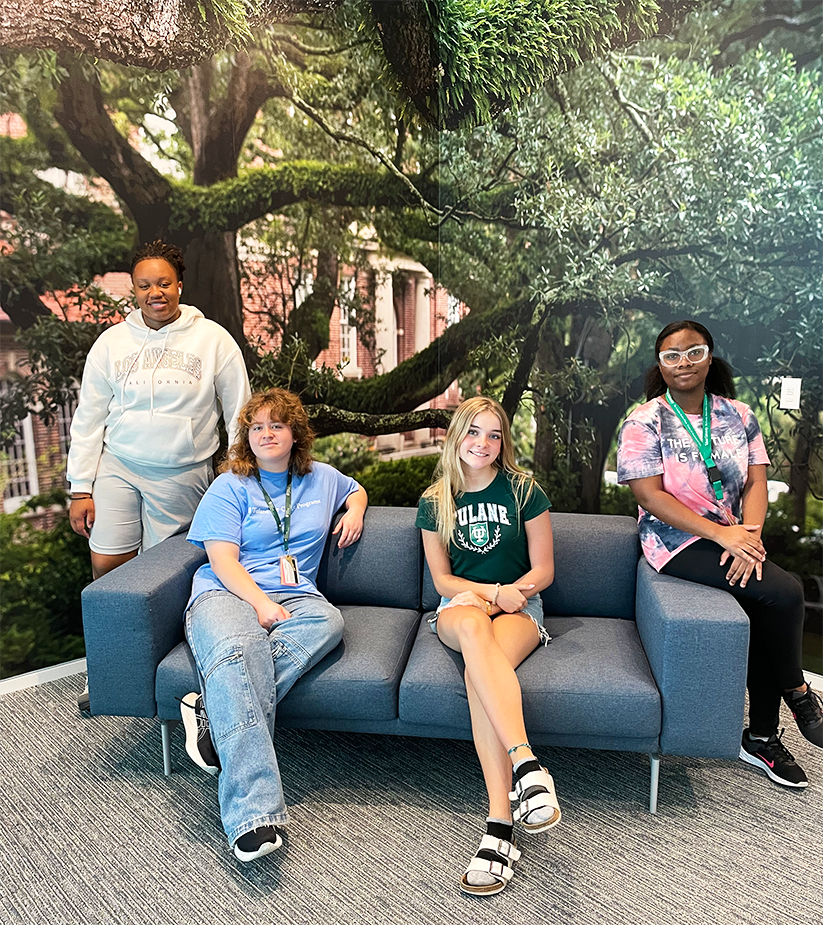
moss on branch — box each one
[169,162,441,235]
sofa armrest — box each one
[635,559,750,758]
[81,534,207,717]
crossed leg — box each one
[435,606,541,819]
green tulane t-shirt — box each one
[416,470,551,585]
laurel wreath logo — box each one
[456,524,502,554]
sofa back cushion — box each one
[422,511,639,618]
[541,513,638,618]
[317,506,422,609]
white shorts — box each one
[89,447,213,555]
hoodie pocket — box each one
[105,410,197,467]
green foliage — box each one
[433,0,659,127]
[535,465,582,513]
[312,433,376,476]
[435,28,823,509]
[599,482,639,518]
[353,454,440,507]
[0,137,134,297]
[1,298,123,447]
[762,492,823,581]
[196,0,265,44]
[0,491,91,679]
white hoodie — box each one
[67,305,250,493]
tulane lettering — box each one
[457,503,511,526]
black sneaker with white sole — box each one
[233,826,282,862]
[180,692,220,776]
[782,685,823,748]
[739,728,808,788]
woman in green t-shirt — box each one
[416,396,559,896]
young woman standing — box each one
[67,240,250,578]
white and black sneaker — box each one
[739,728,808,788]
[233,826,282,862]
[180,692,220,776]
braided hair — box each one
[131,240,186,282]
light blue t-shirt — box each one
[186,462,359,608]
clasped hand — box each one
[718,523,766,588]
[441,582,534,615]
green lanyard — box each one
[665,390,723,502]
[254,469,293,553]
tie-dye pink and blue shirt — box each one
[616,394,769,571]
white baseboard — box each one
[0,658,87,697]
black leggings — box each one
[661,539,805,736]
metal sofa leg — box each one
[649,753,661,814]
[161,719,180,776]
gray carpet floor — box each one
[0,675,820,925]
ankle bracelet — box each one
[507,742,530,756]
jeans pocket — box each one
[203,645,257,742]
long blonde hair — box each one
[422,396,535,548]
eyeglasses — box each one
[658,345,710,367]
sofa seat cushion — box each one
[155,605,421,724]
[398,616,660,741]
[278,605,420,723]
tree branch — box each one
[53,54,173,236]
[169,162,441,237]
[719,14,823,54]
[306,404,452,437]
[289,91,443,220]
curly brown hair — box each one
[220,389,315,477]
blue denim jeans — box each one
[185,589,344,846]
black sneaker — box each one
[739,728,808,789]
[233,826,282,862]
[783,685,823,748]
[180,692,220,776]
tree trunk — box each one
[172,54,281,361]
[576,393,634,514]
[53,55,172,237]
[286,247,340,360]
[788,423,811,527]
[183,233,249,358]
[532,326,566,487]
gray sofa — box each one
[82,507,751,813]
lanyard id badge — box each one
[665,390,724,504]
[254,470,301,586]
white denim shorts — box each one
[428,593,551,646]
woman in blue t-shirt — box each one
[416,396,558,896]
[180,388,367,862]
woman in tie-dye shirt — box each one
[617,320,821,790]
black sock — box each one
[486,818,513,843]
[513,758,541,782]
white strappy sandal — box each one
[459,833,522,895]
[509,766,562,832]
